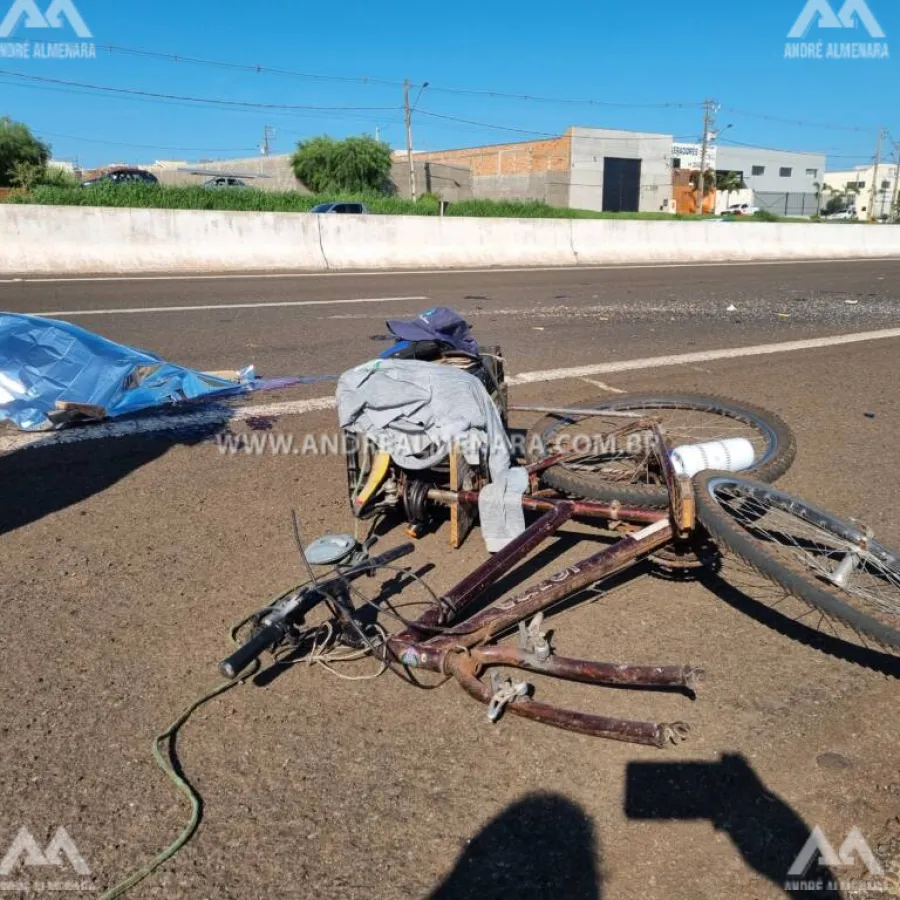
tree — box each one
[291,134,392,194]
[813,182,834,217]
[688,168,717,214]
[0,117,50,188]
[716,170,746,208]
[823,192,847,216]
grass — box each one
[5,184,863,223]
[6,184,725,220]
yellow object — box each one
[353,450,392,513]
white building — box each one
[674,143,826,217]
[823,162,898,220]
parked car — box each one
[309,202,369,214]
[722,203,759,216]
[202,176,249,189]
[82,168,159,187]
[823,208,858,220]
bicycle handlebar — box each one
[218,542,415,679]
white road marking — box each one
[4,325,899,455]
[507,327,900,384]
[580,378,626,393]
[34,296,430,317]
[2,257,899,285]
[0,397,337,455]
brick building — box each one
[407,127,675,213]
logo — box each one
[0,0,96,60]
[788,0,884,37]
[0,827,93,893]
[785,0,889,59]
[785,826,888,893]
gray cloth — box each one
[478,467,529,553]
[336,359,527,550]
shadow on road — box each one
[699,569,900,678]
[0,424,223,536]
[429,792,603,900]
[626,752,840,898]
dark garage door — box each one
[602,157,641,212]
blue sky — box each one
[0,0,897,169]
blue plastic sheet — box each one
[0,313,254,432]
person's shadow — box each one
[429,792,603,900]
[625,753,841,898]
[0,421,225,535]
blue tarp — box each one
[0,313,254,431]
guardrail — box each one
[1,204,898,276]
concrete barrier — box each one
[317,214,576,270]
[2,204,900,276]
[0,205,328,275]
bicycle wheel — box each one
[694,471,900,652]
[525,394,795,508]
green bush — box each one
[3,183,810,223]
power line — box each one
[102,43,408,88]
[415,110,695,143]
[35,130,258,154]
[100,42,701,111]
[0,69,401,111]
[723,107,875,134]
[718,137,874,161]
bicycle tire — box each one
[525,393,796,508]
[693,470,900,652]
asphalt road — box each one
[2,260,900,900]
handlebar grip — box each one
[369,542,415,567]
[219,620,287,680]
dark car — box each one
[202,176,249,189]
[309,202,369,214]
[82,168,160,187]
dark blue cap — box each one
[386,307,478,354]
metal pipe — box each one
[392,502,575,643]
[426,519,674,650]
[426,488,667,525]
[447,653,687,747]
[471,645,702,692]
[508,405,643,418]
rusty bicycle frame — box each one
[219,423,706,748]
[380,424,704,748]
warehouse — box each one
[410,127,675,214]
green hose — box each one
[99,585,306,899]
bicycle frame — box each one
[381,426,703,748]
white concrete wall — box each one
[2,204,900,276]
[0,205,327,274]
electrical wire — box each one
[34,129,257,154]
[723,106,876,134]
[101,42,701,111]
[0,69,401,111]
[102,42,409,88]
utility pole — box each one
[261,125,275,156]
[696,99,716,216]
[892,142,900,223]
[404,79,417,201]
[868,127,885,222]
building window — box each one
[779,167,792,177]
[672,157,681,169]
[806,168,818,177]
[751,165,765,176]
[848,180,865,189]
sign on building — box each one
[673,142,718,171]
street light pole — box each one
[404,80,429,202]
[696,99,716,216]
